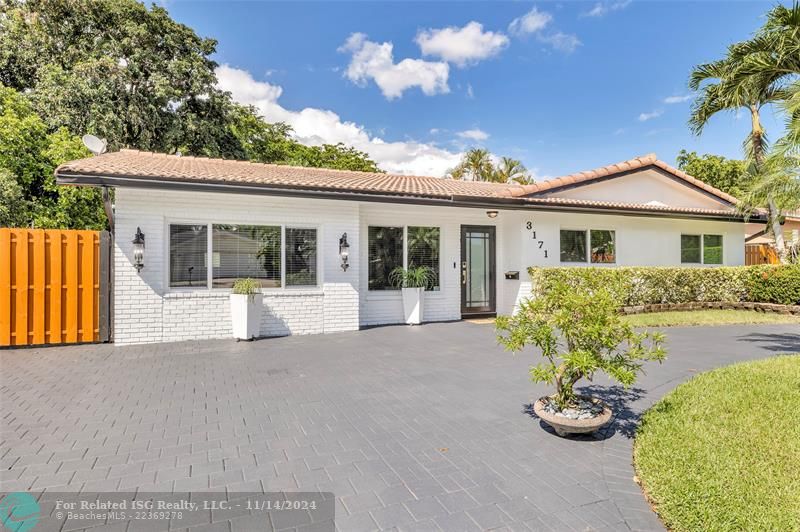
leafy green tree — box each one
[675,150,748,197]
[448,148,495,181]
[688,8,798,262]
[495,157,532,184]
[0,84,105,229]
[496,278,665,410]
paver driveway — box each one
[2,322,798,531]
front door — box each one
[460,225,496,317]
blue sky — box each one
[166,1,781,178]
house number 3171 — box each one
[525,221,548,258]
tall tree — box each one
[448,148,496,181]
[675,151,748,197]
[495,157,532,184]
[688,20,796,261]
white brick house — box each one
[56,151,758,345]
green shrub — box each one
[528,265,800,306]
[231,278,261,295]
[746,265,800,305]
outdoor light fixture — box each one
[486,210,499,219]
[132,227,145,272]
[339,232,350,271]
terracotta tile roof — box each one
[56,149,517,199]
[55,149,745,218]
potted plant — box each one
[230,278,263,341]
[496,279,666,437]
[390,266,434,325]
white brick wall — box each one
[113,188,359,345]
[113,186,748,345]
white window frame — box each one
[558,228,589,264]
[558,227,618,265]
[165,220,322,292]
[366,225,442,292]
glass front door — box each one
[460,225,496,316]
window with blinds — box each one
[212,225,281,288]
[286,228,317,286]
[169,225,208,287]
[560,230,587,263]
[407,226,440,290]
[368,226,403,290]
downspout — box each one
[101,185,115,343]
[102,186,114,233]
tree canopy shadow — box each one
[736,332,800,353]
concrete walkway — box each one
[1,322,798,531]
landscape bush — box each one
[528,265,800,306]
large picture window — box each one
[169,225,208,287]
[169,223,317,289]
[368,226,441,291]
[212,225,281,288]
[560,230,587,263]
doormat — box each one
[464,318,496,324]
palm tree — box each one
[494,157,533,184]
[448,148,495,181]
[688,31,794,261]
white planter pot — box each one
[401,287,424,325]
[230,293,263,340]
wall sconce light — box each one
[132,227,145,272]
[339,232,350,271]
[486,210,499,219]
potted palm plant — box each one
[230,278,263,340]
[496,278,666,437]
[390,266,434,325]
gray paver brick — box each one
[2,323,796,532]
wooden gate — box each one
[745,243,779,265]
[0,229,111,347]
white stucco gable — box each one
[541,168,733,211]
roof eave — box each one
[56,171,758,223]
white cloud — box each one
[509,7,553,36]
[582,0,632,18]
[508,7,580,53]
[466,83,475,99]
[338,33,449,100]
[415,21,509,68]
[538,32,582,53]
[663,94,693,104]
[638,109,663,121]
[457,128,489,141]
[216,64,462,176]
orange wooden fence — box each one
[0,229,110,347]
[745,243,779,265]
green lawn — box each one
[622,309,800,327]
[634,355,800,531]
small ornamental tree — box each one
[496,279,666,410]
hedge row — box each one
[528,265,800,306]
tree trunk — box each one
[769,197,789,263]
[750,105,766,165]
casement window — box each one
[368,225,441,291]
[560,229,616,263]
[168,223,317,289]
[681,234,723,265]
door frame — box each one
[460,225,496,317]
